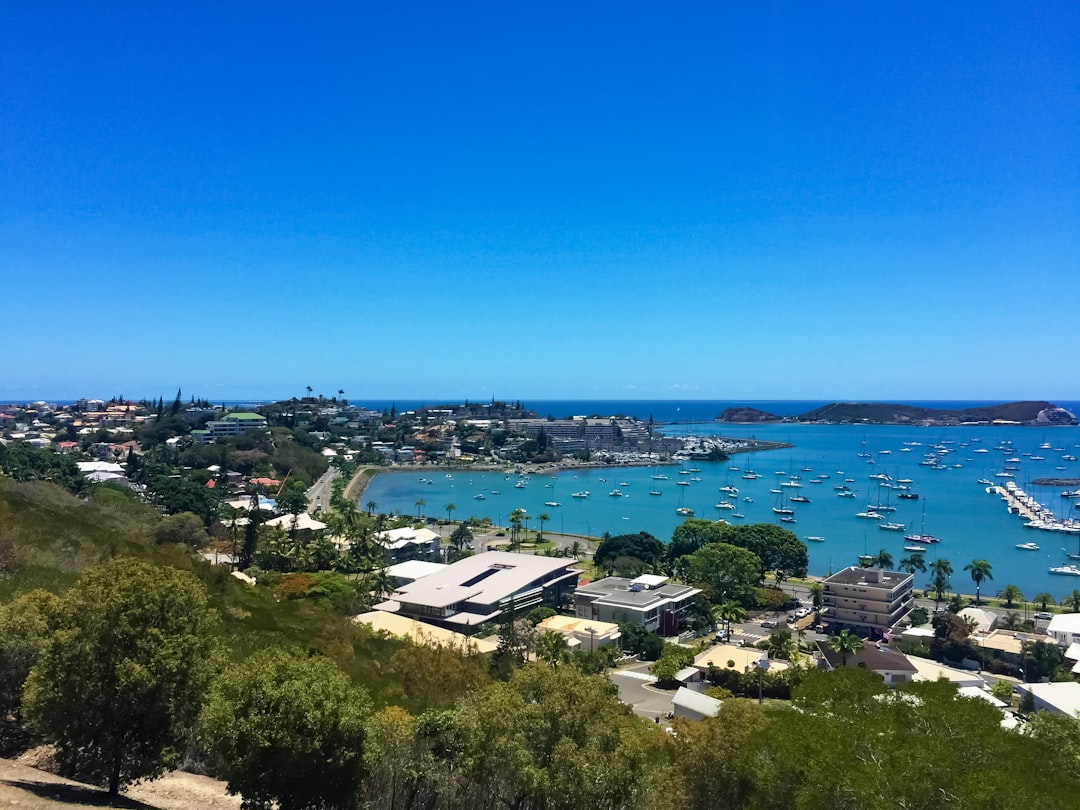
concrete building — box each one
[374,551,580,632]
[1015,682,1080,717]
[821,566,914,636]
[534,615,621,651]
[204,412,268,439]
[574,574,701,635]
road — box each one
[306,468,339,512]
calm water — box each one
[364,414,1080,601]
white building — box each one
[671,687,721,722]
[374,551,579,632]
[1045,614,1080,647]
[1016,682,1080,716]
[574,575,702,635]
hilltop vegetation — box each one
[798,400,1075,425]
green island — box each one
[1,394,1079,809]
[719,400,1078,426]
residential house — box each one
[816,640,918,687]
[671,687,721,722]
[534,615,621,651]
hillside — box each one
[796,400,1077,425]
[0,477,465,711]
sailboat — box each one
[904,499,942,545]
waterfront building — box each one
[822,566,914,637]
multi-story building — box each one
[822,566,914,637]
[204,412,269,438]
[574,575,701,635]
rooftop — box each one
[817,641,918,674]
[671,686,721,718]
[392,551,578,610]
[824,566,913,589]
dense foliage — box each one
[24,559,221,793]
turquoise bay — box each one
[364,420,1080,601]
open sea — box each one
[363,400,1080,601]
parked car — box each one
[761,620,778,629]
[1034,611,1052,620]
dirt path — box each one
[0,758,240,810]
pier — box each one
[991,482,1080,535]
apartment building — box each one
[822,566,914,637]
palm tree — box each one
[305,385,313,396]
[1065,589,1080,613]
[535,631,571,668]
[1033,592,1056,611]
[712,601,747,642]
[898,555,927,575]
[827,629,864,667]
[999,611,1023,631]
[766,629,796,661]
[929,558,953,610]
[808,581,824,614]
[964,559,993,606]
[445,503,456,523]
[366,500,378,516]
[509,508,526,550]
[568,540,584,560]
[997,584,1024,610]
[415,498,425,519]
[537,513,550,544]
[875,549,894,570]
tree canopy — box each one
[200,647,372,810]
[594,532,664,571]
[24,559,220,794]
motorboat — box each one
[1015,542,1040,551]
[1049,565,1080,576]
[806,536,825,542]
[473,493,486,500]
[609,489,623,497]
[676,506,694,516]
[856,511,884,520]
[879,522,906,531]
[571,491,589,498]
[904,545,927,553]
[544,501,561,507]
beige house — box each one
[535,615,621,651]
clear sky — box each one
[2,2,1077,403]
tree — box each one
[200,648,372,810]
[537,512,550,543]
[875,548,894,570]
[827,629,864,666]
[24,559,219,795]
[153,511,211,549]
[681,543,762,603]
[568,540,584,560]
[0,589,63,721]
[929,558,953,609]
[713,601,747,642]
[415,498,425,519]
[1065,589,1080,613]
[898,554,927,575]
[445,502,456,523]
[535,631,572,668]
[450,522,473,553]
[1033,592,1056,611]
[508,508,525,550]
[452,665,657,810]
[997,583,1024,610]
[766,629,796,661]
[808,581,824,619]
[367,500,378,516]
[595,532,664,571]
[964,559,993,606]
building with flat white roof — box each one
[574,575,701,635]
[375,527,442,563]
[387,560,446,585]
[822,566,914,637]
[375,551,579,632]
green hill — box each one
[797,400,1074,425]
[0,477,478,710]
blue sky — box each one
[2,2,1077,403]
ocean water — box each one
[364,413,1080,601]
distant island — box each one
[718,401,1078,426]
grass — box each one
[0,476,475,710]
